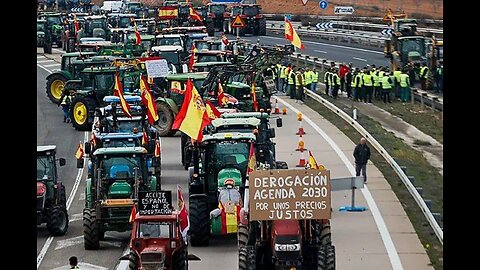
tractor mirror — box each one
[269,128,276,138]
[59,158,66,167]
[77,158,84,169]
[276,118,282,128]
[84,142,91,154]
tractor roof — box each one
[221,112,270,119]
[37,19,46,23]
[155,33,184,38]
[41,12,63,16]
[166,72,208,81]
[193,61,231,67]
[85,15,107,20]
[93,146,147,156]
[62,51,98,58]
[103,95,142,103]
[197,50,229,55]
[212,117,260,128]
[96,132,143,140]
[37,145,57,153]
[151,45,184,52]
[203,132,256,142]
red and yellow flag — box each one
[114,72,132,118]
[129,205,137,223]
[189,6,203,22]
[133,19,142,45]
[154,140,161,157]
[172,79,211,142]
[177,185,189,242]
[188,44,197,71]
[251,82,259,112]
[139,75,159,124]
[73,14,80,33]
[219,201,241,234]
[142,129,148,145]
[308,150,325,170]
[247,142,256,175]
[217,82,228,107]
[285,17,304,50]
[205,99,221,119]
[75,143,84,160]
[221,35,229,46]
[90,133,97,147]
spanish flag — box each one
[155,140,161,158]
[133,20,142,45]
[205,99,221,119]
[113,72,132,118]
[142,129,148,145]
[217,81,228,107]
[129,204,137,223]
[219,201,241,235]
[172,79,211,141]
[247,142,256,175]
[177,185,189,243]
[73,13,80,33]
[251,82,259,112]
[188,44,197,72]
[285,17,304,50]
[139,75,159,124]
[308,150,326,170]
[75,143,84,160]
[189,6,203,22]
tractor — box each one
[79,146,158,250]
[77,15,112,41]
[205,3,228,36]
[37,145,68,236]
[67,66,141,130]
[38,12,64,48]
[37,19,53,54]
[45,51,108,104]
[226,4,266,36]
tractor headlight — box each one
[274,243,301,252]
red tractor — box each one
[204,3,228,36]
[126,212,188,269]
[224,4,266,36]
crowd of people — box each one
[270,60,443,104]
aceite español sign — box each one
[249,169,331,221]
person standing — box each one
[331,68,341,99]
[362,68,373,103]
[434,61,443,93]
[304,67,312,92]
[339,63,349,93]
[324,68,331,96]
[399,69,411,102]
[351,68,361,101]
[295,68,305,102]
[393,68,402,98]
[381,71,393,103]
[278,63,287,93]
[372,67,381,100]
[419,62,429,90]
[310,67,319,92]
[59,89,74,123]
[69,256,80,269]
[345,67,353,98]
[353,137,371,183]
[287,66,296,98]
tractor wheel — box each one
[172,247,188,270]
[46,74,67,104]
[47,205,69,236]
[318,245,335,270]
[56,183,67,207]
[83,208,100,250]
[237,223,249,249]
[207,21,215,37]
[44,41,52,54]
[317,220,332,245]
[128,251,138,270]
[57,41,63,48]
[189,196,210,246]
[67,38,76,53]
[70,96,96,131]
[238,27,246,37]
[246,245,257,270]
[238,246,248,270]
[258,18,267,36]
[154,102,174,137]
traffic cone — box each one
[273,99,280,114]
[296,150,306,167]
[296,112,305,135]
[282,108,287,115]
[296,135,306,151]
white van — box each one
[101,1,123,13]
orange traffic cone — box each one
[296,112,305,135]
[282,108,287,115]
[273,99,280,114]
[296,150,306,167]
[296,135,306,151]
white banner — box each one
[334,6,355,15]
[145,59,169,78]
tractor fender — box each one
[46,70,73,82]
[156,98,179,115]
[85,178,92,208]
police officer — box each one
[323,68,331,95]
[331,68,341,99]
[393,68,402,98]
[311,67,319,92]
[304,67,312,91]
[351,68,360,101]
[362,68,373,103]
[372,67,381,100]
[399,69,411,102]
[381,71,393,103]
[344,67,353,99]
[419,62,429,90]
[278,63,287,93]
[287,66,296,98]
[295,68,305,102]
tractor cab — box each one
[37,19,47,47]
[78,15,111,40]
[38,12,64,47]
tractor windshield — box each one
[210,5,226,14]
[90,19,107,29]
[213,141,249,168]
[155,37,183,46]
[94,73,115,93]
[101,156,141,180]
[47,16,62,25]
[114,120,143,133]
[37,155,55,181]
[232,7,241,16]
[37,22,46,32]
[400,38,425,57]
[138,221,174,238]
[197,54,224,63]
[242,6,259,16]
[119,17,132,28]
[160,51,180,65]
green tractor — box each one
[38,12,64,48]
[77,15,111,41]
[153,72,207,136]
[68,66,141,131]
[45,51,107,104]
[37,19,47,47]
[37,145,68,236]
[79,146,157,250]
[188,132,257,246]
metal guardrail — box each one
[305,89,444,245]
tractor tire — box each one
[154,102,175,137]
[238,246,248,270]
[318,245,335,270]
[128,251,138,270]
[47,205,69,236]
[83,208,100,250]
[56,183,67,206]
[70,96,96,131]
[317,221,332,245]
[172,247,188,270]
[207,21,215,37]
[258,18,267,36]
[246,245,256,270]
[57,41,63,48]
[237,223,249,249]
[44,42,52,54]
[189,196,210,246]
[46,74,67,104]
[67,38,76,53]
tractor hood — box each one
[226,81,250,89]
[108,181,132,198]
[141,245,166,254]
[217,168,242,188]
[37,31,45,36]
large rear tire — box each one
[207,21,215,37]
[237,223,248,249]
[83,208,100,250]
[70,96,96,131]
[318,245,335,270]
[47,205,69,236]
[238,246,247,270]
[246,245,256,270]
[172,247,188,270]
[317,220,332,245]
[46,74,67,104]
[258,18,266,36]
[189,196,210,246]
[128,251,138,270]
[154,102,174,137]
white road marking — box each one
[53,48,66,53]
[52,262,108,270]
[114,245,131,270]
[353,57,367,62]
[37,59,55,63]
[261,35,384,54]
[314,50,327,54]
[276,96,404,270]
[69,212,83,222]
[79,192,85,201]
[37,55,46,59]
[44,63,61,67]
[37,132,88,269]
[55,235,83,250]
[37,64,53,74]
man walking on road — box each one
[399,69,411,102]
[69,256,80,269]
[353,137,371,183]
